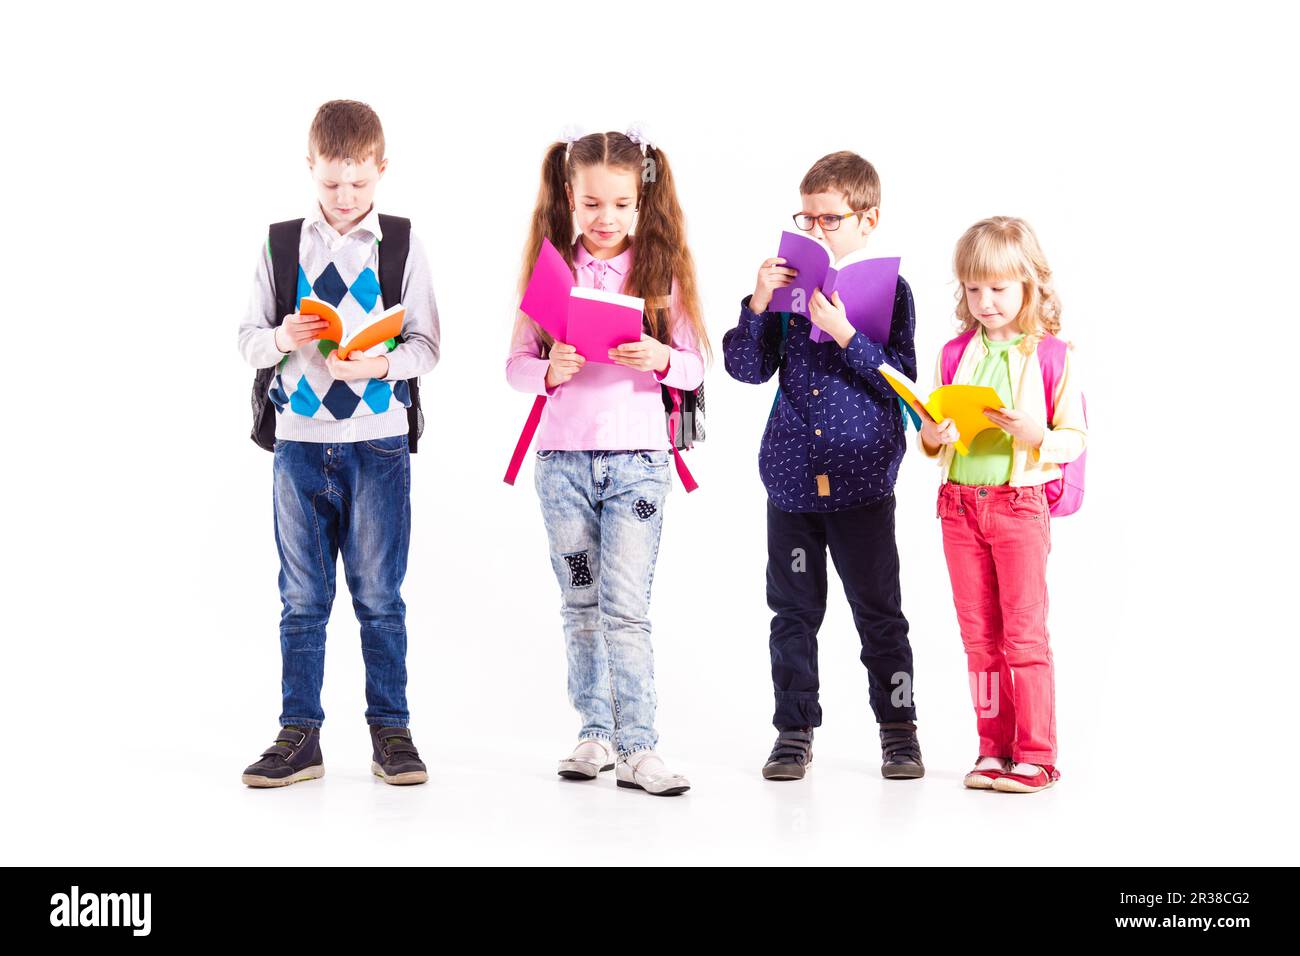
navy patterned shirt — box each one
[722,278,917,513]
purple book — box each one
[768,230,900,344]
[519,237,644,363]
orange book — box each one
[298,296,405,359]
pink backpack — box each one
[940,329,1087,516]
[502,388,698,492]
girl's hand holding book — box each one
[608,334,670,373]
[915,402,960,453]
[545,341,585,389]
[982,407,1044,448]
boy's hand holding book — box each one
[326,349,388,382]
[767,232,900,343]
[750,256,797,314]
[274,312,330,353]
[808,288,855,348]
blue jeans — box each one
[534,449,672,756]
[272,435,411,728]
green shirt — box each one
[948,330,1023,486]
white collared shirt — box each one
[305,201,384,251]
[237,203,441,443]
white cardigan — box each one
[918,332,1087,487]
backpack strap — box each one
[268,219,305,324]
[503,395,546,485]
[667,387,698,492]
[898,328,975,434]
[505,298,701,489]
[503,389,698,489]
[768,312,791,419]
[899,396,922,432]
[249,219,306,452]
[941,327,978,386]
[1035,334,1067,425]
[376,215,410,314]
[375,215,422,453]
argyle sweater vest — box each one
[268,235,411,423]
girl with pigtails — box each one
[505,126,711,796]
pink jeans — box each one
[937,482,1057,765]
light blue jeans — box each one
[534,449,673,756]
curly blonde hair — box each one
[953,216,1061,356]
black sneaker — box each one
[369,725,428,785]
[762,728,814,780]
[879,721,925,779]
[241,726,324,788]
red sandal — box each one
[963,756,1011,790]
[992,763,1060,793]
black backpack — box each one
[660,377,705,450]
[642,310,705,450]
[248,215,425,452]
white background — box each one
[4,0,1296,865]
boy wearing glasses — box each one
[722,151,922,782]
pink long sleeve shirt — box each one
[506,237,705,451]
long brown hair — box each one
[512,131,711,364]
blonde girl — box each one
[915,216,1086,793]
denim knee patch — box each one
[562,550,594,588]
[633,498,658,521]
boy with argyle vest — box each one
[236,100,441,787]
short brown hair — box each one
[308,100,385,163]
[800,151,881,210]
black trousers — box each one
[766,495,917,729]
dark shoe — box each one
[369,725,428,785]
[762,728,814,780]
[879,721,925,779]
[241,726,324,788]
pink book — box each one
[768,230,900,344]
[519,237,644,362]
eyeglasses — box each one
[792,209,872,232]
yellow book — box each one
[878,364,1004,456]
